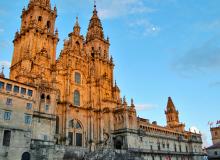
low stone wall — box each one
[31,145,89,160]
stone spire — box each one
[165,97,185,132]
[0,66,5,78]
[86,3,104,42]
[73,16,81,36]
[29,0,51,9]
[166,97,177,113]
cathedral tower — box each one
[10,0,58,84]
[165,97,185,132]
[85,4,115,105]
[85,4,111,61]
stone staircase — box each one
[84,148,144,160]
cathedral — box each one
[0,0,204,160]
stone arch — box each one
[114,136,123,150]
[68,119,84,147]
[21,152,30,160]
[41,93,45,99]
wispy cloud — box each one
[0,61,11,68]
[196,19,220,31]
[135,103,158,111]
[190,126,210,148]
[129,19,160,36]
[172,36,220,76]
[97,0,156,19]
[209,81,220,88]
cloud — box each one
[135,103,158,111]
[97,0,156,19]
[196,19,220,31]
[190,126,211,148]
[129,19,160,36]
[209,81,220,87]
[0,61,11,68]
[172,37,220,75]
[190,126,200,134]
[201,132,211,148]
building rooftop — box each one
[207,142,220,149]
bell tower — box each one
[165,97,185,132]
[10,0,58,84]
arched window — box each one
[46,95,50,100]
[75,121,82,129]
[68,119,83,147]
[38,16,42,22]
[47,21,51,32]
[74,90,80,106]
[75,72,81,84]
[21,152,30,160]
[69,119,74,128]
[76,41,80,50]
[41,94,45,100]
[47,21,51,29]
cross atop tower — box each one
[94,0,96,9]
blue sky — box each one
[0,0,220,147]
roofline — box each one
[0,77,36,89]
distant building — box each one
[206,126,220,159]
[0,0,204,159]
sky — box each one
[0,0,220,147]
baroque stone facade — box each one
[0,0,204,160]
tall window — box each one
[179,145,182,152]
[24,114,32,124]
[4,111,11,120]
[26,103,32,110]
[56,116,59,134]
[68,119,83,147]
[186,146,188,153]
[68,132,73,145]
[27,90,33,97]
[158,143,161,150]
[6,98,12,105]
[74,90,80,106]
[76,133,82,147]
[38,16,42,22]
[75,72,81,84]
[6,84,12,91]
[174,144,177,152]
[3,130,11,146]
[13,86,19,93]
[45,104,49,112]
[21,88,26,95]
[0,81,4,89]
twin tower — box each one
[10,0,110,86]
[9,0,184,148]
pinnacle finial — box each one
[93,0,97,14]
[123,96,127,104]
[0,65,5,78]
[75,16,79,26]
[131,98,134,106]
[94,0,96,9]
